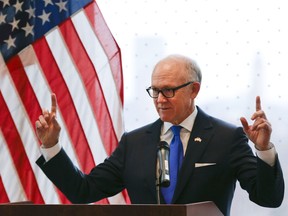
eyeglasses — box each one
[146,81,194,98]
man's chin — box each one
[159,115,172,123]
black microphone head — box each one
[158,141,169,150]
[157,141,170,187]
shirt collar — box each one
[162,106,198,134]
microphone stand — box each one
[156,170,162,204]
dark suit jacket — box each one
[36,107,284,216]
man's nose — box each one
[156,92,167,102]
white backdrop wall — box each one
[97,1,288,215]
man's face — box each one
[151,59,196,125]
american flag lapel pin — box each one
[194,137,202,142]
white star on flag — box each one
[0,13,7,24]
[25,7,36,19]
[10,18,20,31]
[13,1,24,13]
[22,23,34,37]
[55,0,68,12]
[4,35,16,49]
[0,0,10,7]
[43,0,53,7]
[38,11,51,25]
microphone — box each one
[157,141,170,187]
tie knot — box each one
[171,125,182,136]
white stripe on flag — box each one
[1,69,60,203]
[72,10,124,140]
[19,44,82,172]
[46,22,126,204]
[0,55,5,91]
[0,131,26,202]
[45,27,108,165]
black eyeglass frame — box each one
[146,81,194,98]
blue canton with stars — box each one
[0,0,92,62]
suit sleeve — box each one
[231,127,284,207]
[36,138,127,203]
[250,155,284,207]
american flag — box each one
[0,0,128,204]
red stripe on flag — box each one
[0,176,9,203]
[85,2,130,204]
[84,2,124,104]
[33,38,104,203]
[0,93,44,203]
[32,37,110,204]
[6,56,41,140]
[9,49,71,205]
[58,19,118,156]
[84,3,130,204]
[33,38,95,173]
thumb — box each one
[51,112,61,131]
[240,117,249,133]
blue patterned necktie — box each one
[161,125,183,204]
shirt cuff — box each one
[256,146,276,167]
[40,143,61,162]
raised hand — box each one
[240,96,273,151]
[35,93,61,148]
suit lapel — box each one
[172,107,214,203]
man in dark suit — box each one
[35,54,284,216]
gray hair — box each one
[158,54,202,83]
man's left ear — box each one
[191,82,201,98]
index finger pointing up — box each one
[51,93,57,116]
[256,96,261,111]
